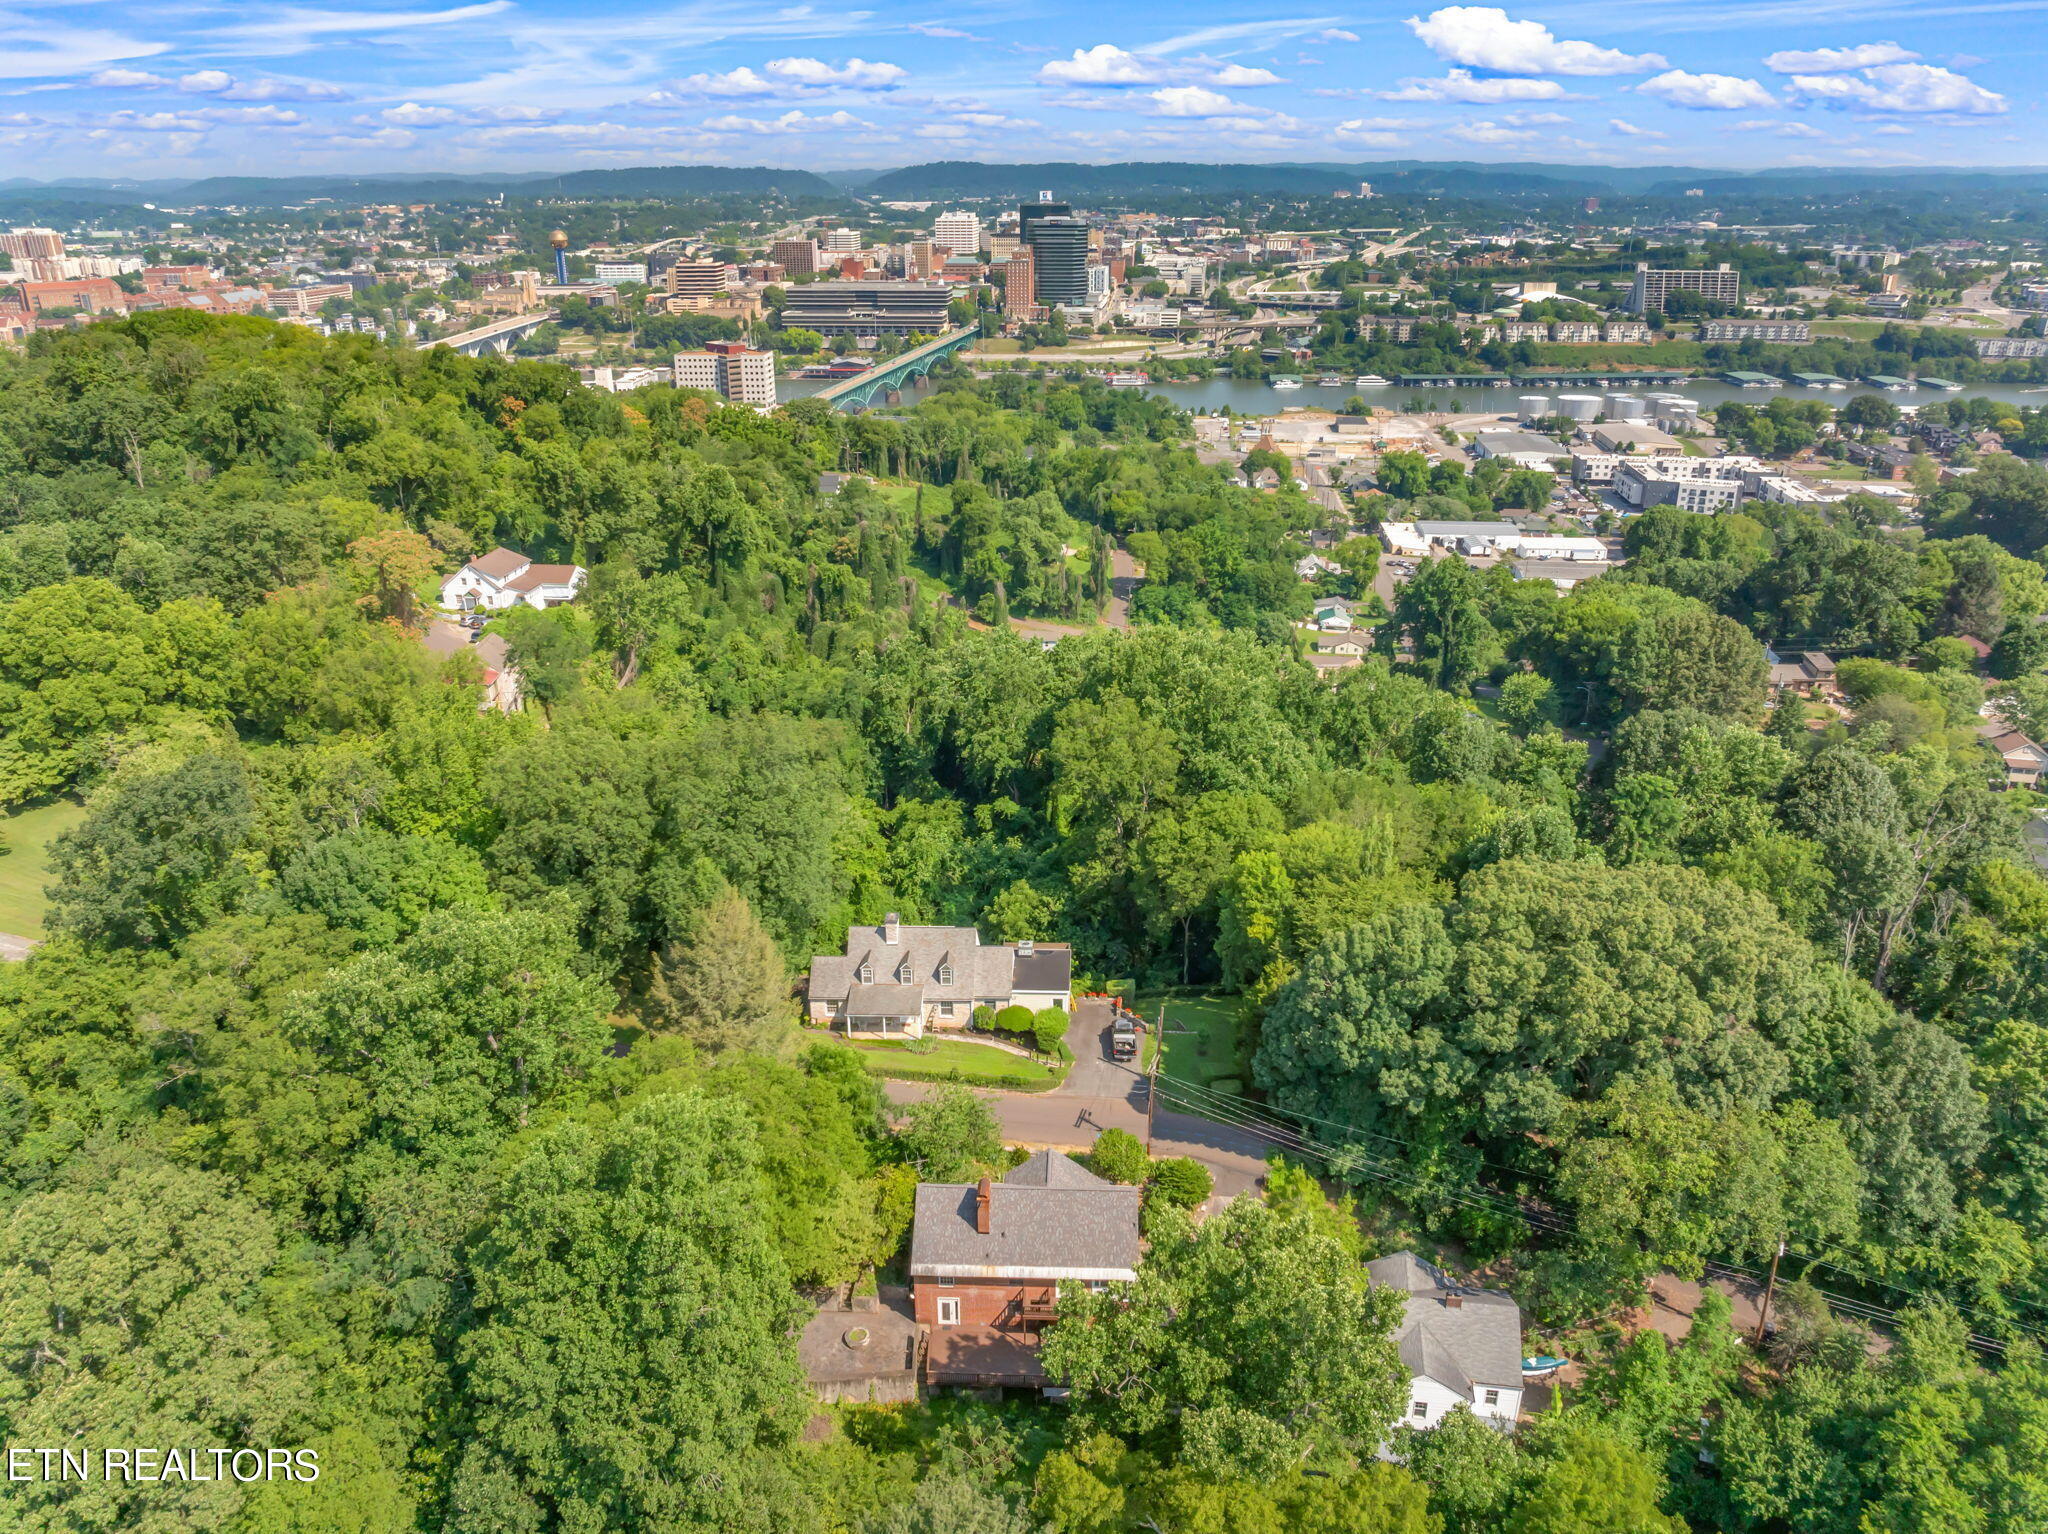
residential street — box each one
[880,1008,1276,1198]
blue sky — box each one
[2,1,2041,179]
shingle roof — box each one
[504,562,581,593]
[910,1154,1141,1280]
[846,981,924,1015]
[1367,1250,1523,1398]
[810,920,1018,1005]
[1012,945,1072,993]
[467,546,530,581]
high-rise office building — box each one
[933,210,980,257]
[1627,263,1741,314]
[909,241,942,280]
[821,227,862,255]
[771,239,818,276]
[1002,248,1035,314]
[672,341,776,406]
[1020,206,1087,310]
[1018,199,1069,248]
[666,260,734,303]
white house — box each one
[439,547,587,613]
[1367,1251,1524,1432]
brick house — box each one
[911,1151,1142,1389]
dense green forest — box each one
[4,311,2048,1532]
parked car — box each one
[1110,1015,1140,1062]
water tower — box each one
[549,229,569,286]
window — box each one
[1482,1389,1499,1407]
[856,961,872,984]
[1085,1281,1107,1294]
[938,963,954,985]
[896,958,913,983]
[1410,1401,1429,1419]
[936,1298,960,1326]
[938,1003,954,1017]
[937,1277,953,1286]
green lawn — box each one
[1141,993,1246,1093]
[831,1034,1068,1092]
[0,797,86,935]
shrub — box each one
[1032,1006,1070,1055]
[993,1004,1035,1038]
[971,1004,996,1031]
[1148,1157,1213,1209]
[1089,1128,1149,1185]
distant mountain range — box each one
[4,159,2048,214]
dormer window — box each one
[856,960,873,984]
[937,961,954,986]
[896,958,914,983]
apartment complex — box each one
[0,227,64,260]
[777,280,953,336]
[672,341,776,406]
[1627,262,1741,314]
[1978,337,2048,359]
[1003,248,1036,316]
[1700,318,1812,343]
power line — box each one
[1157,1078,2037,1358]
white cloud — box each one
[913,122,973,139]
[659,66,780,97]
[90,68,173,88]
[1446,119,1539,143]
[702,108,871,132]
[211,2,514,51]
[1039,44,1160,84]
[1405,7,1665,76]
[1379,68,1572,102]
[1335,126,1405,146]
[763,57,906,87]
[2,22,168,81]
[1149,85,1242,116]
[1763,42,1917,73]
[1211,64,1285,85]
[380,101,459,125]
[1502,110,1570,125]
[1788,63,2005,114]
[88,66,347,101]
[1608,117,1663,137]
[908,23,975,38]
[194,104,304,125]
[104,110,209,132]
[1314,28,1360,41]
[1636,70,1776,110]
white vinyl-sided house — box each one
[1368,1251,1524,1431]
[439,547,586,613]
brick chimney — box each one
[975,1176,992,1235]
[883,911,900,944]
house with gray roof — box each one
[1367,1251,1524,1430]
[807,912,1071,1037]
[911,1151,1143,1388]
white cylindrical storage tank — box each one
[1604,392,1647,420]
[1554,393,1601,422]
[1517,394,1552,422]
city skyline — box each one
[2,1,2042,178]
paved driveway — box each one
[880,998,1279,1198]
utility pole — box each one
[1143,999,1165,1156]
[1754,1237,1787,1346]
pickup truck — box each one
[1110,1015,1140,1062]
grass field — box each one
[1142,993,1245,1092]
[832,1035,1069,1092]
[0,798,86,935]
